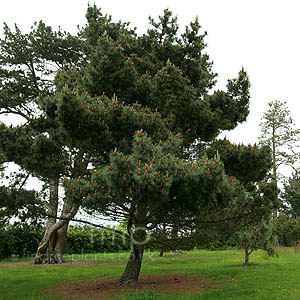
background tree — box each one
[0,20,85,263]
[259,100,300,188]
[273,213,300,246]
[239,219,276,267]
[0,144,43,226]
[282,174,300,218]
[238,215,276,267]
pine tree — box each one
[0,20,84,263]
[0,5,277,283]
[283,174,300,218]
[238,215,276,267]
[259,100,300,217]
[259,100,300,186]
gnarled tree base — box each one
[34,253,61,264]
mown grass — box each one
[0,248,300,300]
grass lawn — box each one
[0,248,299,300]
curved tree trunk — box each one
[34,181,79,264]
[34,180,58,264]
[119,224,146,285]
[34,203,78,264]
[54,222,69,264]
[54,199,73,263]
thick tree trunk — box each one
[34,181,79,264]
[34,180,59,264]
[119,224,146,285]
[159,250,164,257]
[54,223,68,264]
[54,199,73,263]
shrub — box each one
[64,225,129,254]
[0,228,14,258]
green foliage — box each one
[0,123,68,179]
[206,139,272,184]
[0,5,275,274]
[0,17,85,230]
[0,20,83,118]
[186,181,280,253]
[0,223,43,259]
[238,216,276,254]
[65,226,129,254]
[0,224,130,259]
[282,173,300,217]
[273,214,300,246]
[0,228,14,259]
[259,100,300,184]
[0,184,42,226]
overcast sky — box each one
[1,0,300,145]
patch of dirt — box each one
[0,261,32,267]
[47,274,217,300]
[0,260,109,268]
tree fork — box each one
[34,181,79,264]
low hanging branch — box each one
[42,212,130,239]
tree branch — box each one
[41,211,130,239]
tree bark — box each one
[54,198,73,263]
[34,180,58,264]
[244,246,253,267]
[272,126,279,218]
[119,224,146,285]
[244,247,249,267]
[34,203,78,264]
[54,222,68,264]
[34,181,79,264]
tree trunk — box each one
[244,247,249,267]
[119,224,146,285]
[54,222,69,264]
[34,182,79,264]
[272,126,279,218]
[54,198,73,263]
[159,250,164,257]
[34,180,59,264]
[244,246,253,267]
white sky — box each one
[1,0,300,145]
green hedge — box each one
[0,224,43,259]
[0,224,129,259]
[65,225,129,254]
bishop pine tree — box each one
[0,4,277,283]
